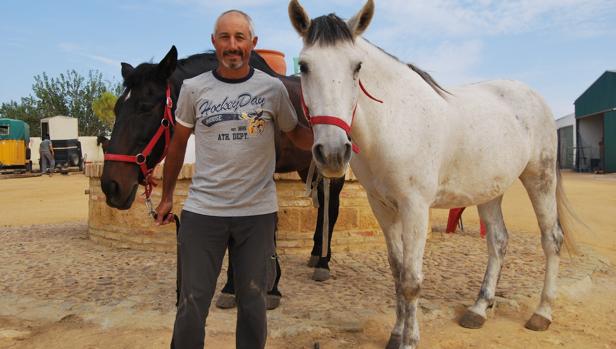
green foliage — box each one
[92,91,118,129]
[0,70,122,136]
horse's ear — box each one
[347,0,375,38]
[121,63,134,80]
[288,0,311,37]
[158,45,178,80]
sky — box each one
[1,0,616,118]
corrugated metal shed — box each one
[574,71,616,173]
[555,114,576,169]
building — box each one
[40,115,78,140]
[574,71,616,173]
[556,113,576,169]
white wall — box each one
[80,136,104,163]
[29,134,193,171]
[29,136,105,171]
[29,137,41,170]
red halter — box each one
[300,79,383,154]
[104,84,175,199]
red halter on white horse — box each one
[300,79,382,153]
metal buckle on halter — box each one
[166,96,173,109]
[135,153,147,165]
[161,118,170,128]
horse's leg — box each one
[215,246,236,309]
[398,199,430,349]
[311,175,345,281]
[520,167,562,331]
[308,179,325,266]
[460,196,508,329]
[366,194,404,349]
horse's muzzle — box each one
[312,141,352,178]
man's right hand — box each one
[155,199,175,225]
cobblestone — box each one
[0,222,608,337]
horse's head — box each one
[100,46,177,209]
[289,0,374,178]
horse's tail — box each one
[556,168,586,256]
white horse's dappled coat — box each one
[290,1,578,349]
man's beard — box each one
[222,50,244,70]
[221,60,244,70]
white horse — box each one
[289,1,578,348]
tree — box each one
[92,91,117,130]
[0,70,122,137]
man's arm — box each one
[285,124,313,151]
[154,124,192,224]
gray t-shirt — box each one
[176,68,298,217]
[40,139,53,154]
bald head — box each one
[211,9,258,77]
[214,10,255,38]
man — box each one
[154,9,313,349]
[39,135,55,176]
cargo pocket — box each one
[266,254,277,292]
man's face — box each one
[212,13,258,70]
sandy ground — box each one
[0,171,615,349]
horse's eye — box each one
[299,62,309,74]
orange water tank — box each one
[254,49,286,75]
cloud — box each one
[58,42,121,67]
[374,0,616,38]
[409,40,486,87]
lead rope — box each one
[304,160,330,259]
[304,160,321,207]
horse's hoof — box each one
[215,293,236,309]
[307,255,320,268]
[385,333,402,349]
[312,268,330,282]
[459,310,486,329]
[525,313,551,331]
[266,294,281,310]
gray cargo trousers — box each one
[170,210,276,349]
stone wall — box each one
[85,163,388,254]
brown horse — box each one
[99,46,345,304]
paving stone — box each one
[0,223,607,336]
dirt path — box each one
[0,171,614,349]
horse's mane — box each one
[305,14,450,99]
[305,14,354,47]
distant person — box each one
[40,135,55,176]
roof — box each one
[555,113,575,129]
[40,115,76,122]
[574,70,616,118]
[0,118,30,141]
[575,70,616,105]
